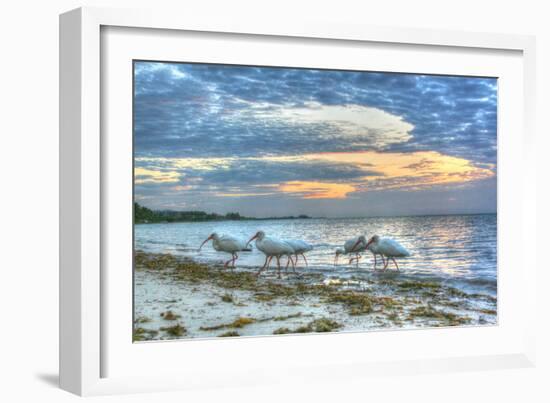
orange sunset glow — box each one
[135,150,495,200]
[278,181,357,199]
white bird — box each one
[247,231,295,278]
[285,239,313,268]
[334,236,368,267]
[198,232,251,269]
[348,235,386,270]
[365,235,411,271]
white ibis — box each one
[365,235,411,271]
[285,239,313,268]
[247,231,294,278]
[348,235,386,270]
[199,232,251,269]
[334,236,368,267]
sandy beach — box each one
[133,250,497,341]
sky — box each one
[133,61,497,218]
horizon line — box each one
[136,205,497,221]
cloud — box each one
[133,62,497,165]
[134,149,494,202]
[134,167,180,184]
[258,102,414,149]
[133,61,497,215]
[134,155,379,194]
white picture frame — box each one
[59,6,537,396]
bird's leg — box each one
[224,257,232,268]
[383,257,390,271]
[265,256,274,275]
[392,257,400,271]
[290,255,297,274]
[232,253,239,269]
[256,255,269,276]
[276,256,282,279]
[301,253,308,267]
[380,254,386,268]
[350,253,361,267]
[373,253,377,270]
[284,256,290,273]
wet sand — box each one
[133,251,497,341]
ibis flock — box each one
[199,230,411,279]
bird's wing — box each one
[382,238,411,257]
[219,235,248,252]
[287,239,312,253]
[301,241,313,252]
[262,238,294,254]
[285,240,299,250]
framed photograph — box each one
[60,7,537,396]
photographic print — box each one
[133,61,497,341]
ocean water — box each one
[135,214,497,298]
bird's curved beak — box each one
[352,238,363,252]
[365,238,374,249]
[246,232,258,247]
[198,235,213,251]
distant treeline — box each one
[134,203,311,224]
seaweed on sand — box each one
[133,327,159,341]
[135,251,178,271]
[218,331,240,337]
[407,305,471,326]
[477,308,497,315]
[201,313,308,333]
[386,312,402,324]
[325,292,374,315]
[137,252,491,332]
[273,312,304,321]
[398,281,441,291]
[160,310,181,320]
[273,327,292,334]
[468,293,497,303]
[378,296,403,310]
[221,294,234,303]
[275,318,342,334]
[200,317,256,331]
[160,324,187,337]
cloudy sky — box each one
[134,61,497,218]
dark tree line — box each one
[134,202,311,224]
[134,203,247,223]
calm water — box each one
[135,214,497,297]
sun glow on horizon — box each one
[300,150,495,192]
[277,181,356,199]
[134,149,494,200]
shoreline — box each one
[134,212,497,225]
[133,251,497,341]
